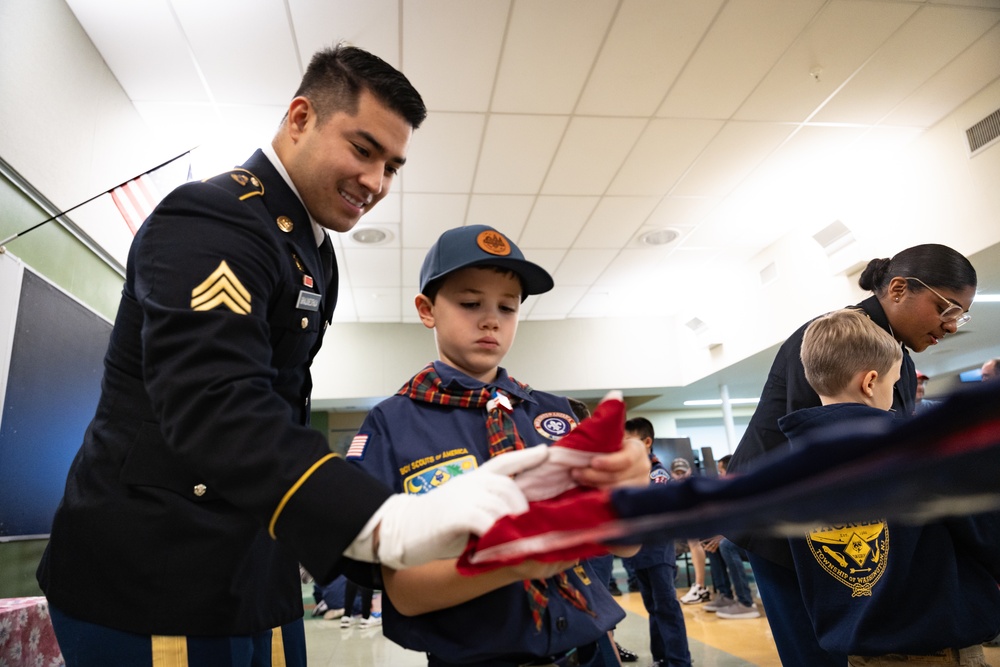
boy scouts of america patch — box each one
[533,412,577,440]
[404,455,478,495]
[806,520,888,597]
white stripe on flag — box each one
[347,434,368,459]
[111,173,161,235]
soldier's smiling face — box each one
[282,89,412,233]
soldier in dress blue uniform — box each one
[347,225,649,667]
[37,46,551,667]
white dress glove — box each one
[375,445,550,569]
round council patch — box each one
[534,412,577,440]
[477,229,512,256]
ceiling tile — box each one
[524,285,589,319]
[172,0,300,106]
[362,192,402,225]
[542,117,648,195]
[400,194,470,247]
[658,0,825,119]
[553,248,619,285]
[473,115,569,193]
[403,112,486,193]
[402,0,510,112]
[492,0,617,114]
[813,5,1000,125]
[520,197,600,248]
[343,248,401,288]
[670,121,794,197]
[883,21,1000,128]
[646,196,719,231]
[734,0,920,122]
[575,196,660,248]
[576,0,725,116]
[608,118,725,196]
[466,195,535,240]
[289,0,400,68]
[65,0,206,102]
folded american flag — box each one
[460,379,1000,572]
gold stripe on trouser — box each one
[271,626,287,667]
[151,636,188,667]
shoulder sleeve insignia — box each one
[191,260,252,315]
[204,168,264,201]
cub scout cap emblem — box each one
[276,216,294,233]
[191,260,251,315]
[231,173,248,186]
[477,230,511,256]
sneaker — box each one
[322,607,345,620]
[311,600,328,617]
[359,614,382,629]
[716,601,761,619]
[704,594,735,612]
[608,580,623,597]
[615,642,638,663]
[340,614,359,628]
[680,584,710,604]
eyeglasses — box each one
[902,276,972,328]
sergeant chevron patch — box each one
[191,260,252,315]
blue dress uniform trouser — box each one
[50,606,306,667]
[747,553,847,667]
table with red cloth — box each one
[0,596,64,665]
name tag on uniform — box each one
[296,290,321,311]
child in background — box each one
[781,308,1000,666]
[347,225,645,666]
[622,418,692,667]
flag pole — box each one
[0,148,195,248]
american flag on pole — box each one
[110,173,162,234]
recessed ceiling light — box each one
[637,228,679,246]
[351,227,391,244]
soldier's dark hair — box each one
[858,243,976,296]
[294,45,426,129]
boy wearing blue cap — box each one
[348,225,644,666]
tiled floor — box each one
[302,581,1000,667]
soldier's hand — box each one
[375,446,549,569]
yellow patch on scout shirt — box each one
[403,454,478,495]
[806,520,888,597]
[191,260,252,315]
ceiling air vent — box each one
[966,108,1000,156]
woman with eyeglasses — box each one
[725,243,977,667]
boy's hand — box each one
[375,446,548,569]
[571,437,650,489]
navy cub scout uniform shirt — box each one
[623,456,675,570]
[780,403,1000,655]
[38,150,391,637]
[348,361,625,664]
